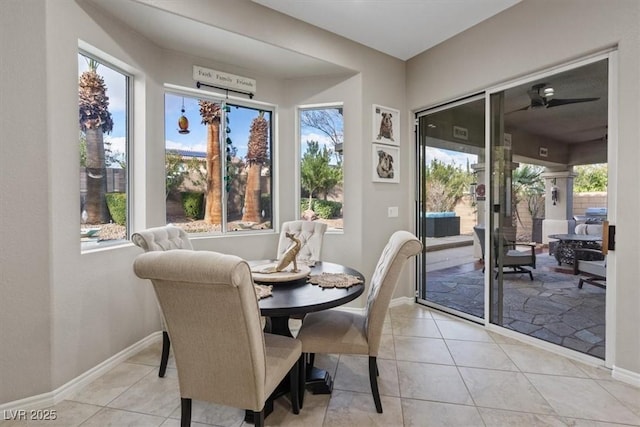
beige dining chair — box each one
[133,249,302,427]
[131,225,193,377]
[277,220,328,265]
[295,230,423,413]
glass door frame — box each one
[483,50,617,367]
[415,93,486,323]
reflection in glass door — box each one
[416,95,486,320]
[489,57,609,359]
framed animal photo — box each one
[372,104,399,146]
[372,144,400,183]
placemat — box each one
[254,284,273,299]
[308,273,363,289]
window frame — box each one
[296,102,344,233]
[79,48,133,252]
[164,86,277,236]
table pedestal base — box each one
[306,366,333,394]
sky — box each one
[164,93,264,159]
[426,147,478,170]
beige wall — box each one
[407,0,640,375]
[0,0,52,403]
[0,0,408,404]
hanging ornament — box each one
[178,97,190,134]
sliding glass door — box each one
[416,95,486,321]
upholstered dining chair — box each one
[131,225,193,377]
[133,250,302,427]
[295,230,423,413]
[277,220,328,265]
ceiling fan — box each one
[507,83,600,113]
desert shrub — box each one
[181,192,204,219]
[300,199,342,219]
[105,192,127,225]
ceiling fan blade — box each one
[546,97,599,108]
[506,104,530,114]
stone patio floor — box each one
[423,245,605,359]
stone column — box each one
[541,169,575,244]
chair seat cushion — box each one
[296,310,369,355]
[503,250,533,266]
[264,333,302,397]
[578,260,606,277]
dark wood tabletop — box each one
[249,260,365,340]
[250,260,365,319]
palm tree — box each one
[242,111,268,223]
[198,100,222,225]
[512,164,545,227]
[79,58,113,224]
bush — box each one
[181,192,204,220]
[105,192,127,225]
[299,199,342,219]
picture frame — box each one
[372,143,400,183]
[372,104,400,146]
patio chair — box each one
[493,228,536,281]
[473,225,486,272]
[574,248,606,288]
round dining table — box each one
[249,260,365,393]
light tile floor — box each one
[3,303,640,426]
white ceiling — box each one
[84,0,355,79]
[251,0,522,60]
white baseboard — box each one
[390,296,414,307]
[0,331,162,412]
[612,365,640,387]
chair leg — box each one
[159,331,170,378]
[578,278,585,288]
[368,357,383,413]
[290,357,300,415]
[253,410,265,427]
[180,398,192,427]
[298,354,306,409]
[528,270,533,281]
[306,353,315,377]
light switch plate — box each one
[388,206,399,217]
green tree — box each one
[300,141,343,210]
[512,164,545,226]
[165,150,205,199]
[574,164,607,192]
[300,108,343,162]
[423,159,473,212]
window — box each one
[299,105,344,230]
[164,92,273,234]
[79,52,129,248]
